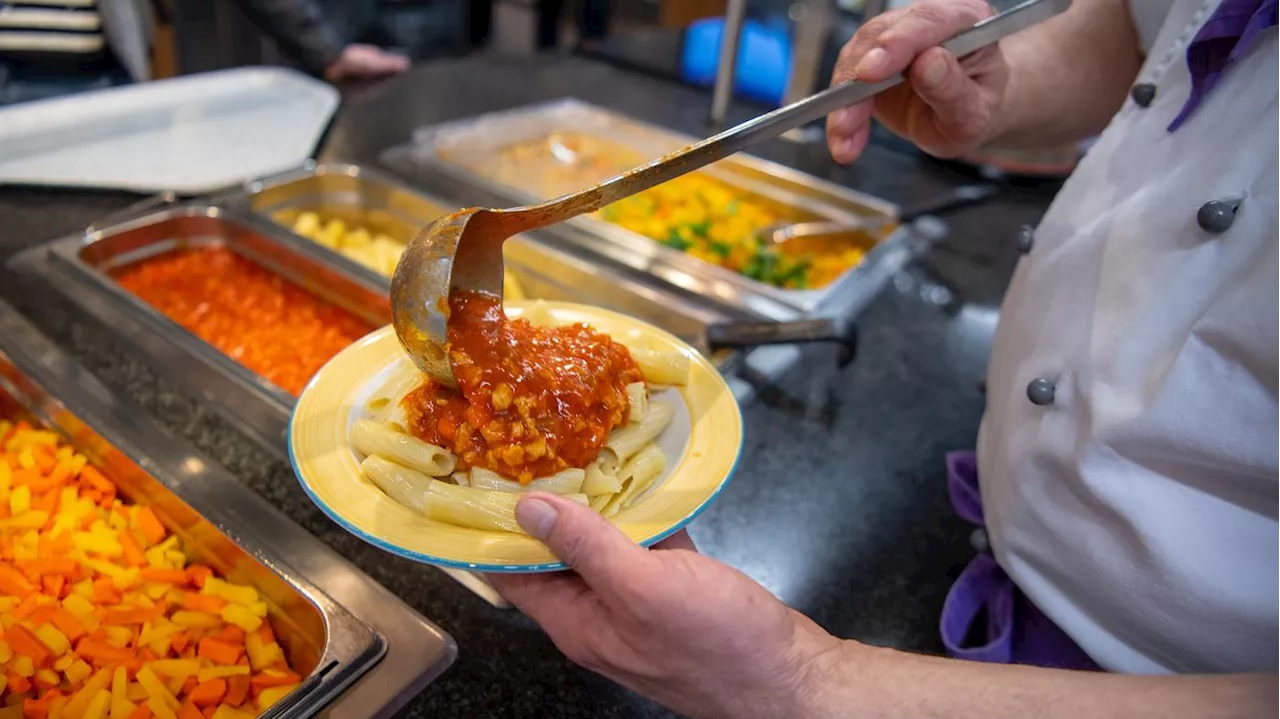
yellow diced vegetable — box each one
[196,665,250,682]
[0,639,11,663]
[210,707,254,719]
[34,623,71,656]
[256,684,300,711]
[147,696,178,719]
[83,689,111,719]
[170,611,220,629]
[8,484,29,515]
[202,578,258,606]
[148,659,200,678]
[136,666,179,709]
[64,659,93,684]
[10,655,35,677]
[110,667,129,719]
[220,604,262,633]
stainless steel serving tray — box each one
[224,161,746,358]
[0,299,454,718]
[390,98,919,322]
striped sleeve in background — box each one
[0,0,105,59]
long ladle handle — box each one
[513,0,1071,229]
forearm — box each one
[797,641,1277,718]
[985,0,1144,148]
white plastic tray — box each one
[0,66,339,194]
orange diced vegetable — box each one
[183,567,212,590]
[119,533,146,569]
[223,676,249,707]
[196,639,241,667]
[133,509,166,548]
[138,569,186,585]
[126,706,152,719]
[177,704,203,719]
[185,680,226,708]
[75,638,134,664]
[0,563,35,597]
[249,669,301,689]
[103,606,164,626]
[6,624,52,666]
[179,594,225,615]
[49,610,85,641]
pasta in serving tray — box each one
[288,299,742,572]
[349,296,690,534]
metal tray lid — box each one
[0,67,339,195]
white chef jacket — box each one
[978,0,1278,675]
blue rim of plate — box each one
[287,373,744,574]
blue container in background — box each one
[680,17,791,106]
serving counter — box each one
[0,54,1059,718]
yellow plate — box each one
[289,301,743,572]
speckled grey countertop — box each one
[0,55,1060,718]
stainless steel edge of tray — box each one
[9,204,386,460]
[0,298,455,718]
[220,160,749,360]
[389,98,918,320]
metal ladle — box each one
[390,0,1070,386]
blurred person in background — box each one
[537,0,609,52]
[0,0,406,106]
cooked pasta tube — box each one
[423,480,588,533]
[451,471,470,487]
[626,347,690,386]
[469,467,586,494]
[607,401,675,463]
[361,456,432,512]
[366,366,421,419]
[519,299,555,327]
[351,419,457,476]
[601,444,667,516]
[626,382,646,424]
[581,449,621,496]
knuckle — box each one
[857,15,890,40]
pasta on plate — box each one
[349,292,691,535]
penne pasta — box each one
[518,300,556,327]
[588,494,612,513]
[423,480,588,534]
[469,467,586,494]
[625,346,690,386]
[351,419,457,476]
[607,401,675,463]
[601,444,667,517]
[581,449,621,496]
[451,471,470,487]
[365,364,421,417]
[626,381,646,425]
[360,456,432,512]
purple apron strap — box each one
[941,553,1016,663]
[940,450,1101,671]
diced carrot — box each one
[169,633,190,655]
[6,623,53,666]
[41,574,66,599]
[127,705,152,719]
[184,566,212,589]
[177,703,203,719]
[32,487,59,515]
[31,445,57,473]
[50,609,86,641]
[28,604,57,627]
[139,569,187,585]
[180,594,225,615]
[11,468,43,488]
[13,593,41,619]
[120,531,146,568]
[185,679,227,707]
[134,508,167,546]
[79,465,113,493]
[75,638,135,663]
[104,605,165,625]
[254,623,275,645]
[92,578,122,604]
[8,670,32,694]
[23,697,51,719]
[224,675,250,707]
[196,638,242,666]
[181,676,198,695]
[212,626,244,645]
[139,648,159,663]
[201,707,215,719]
[0,562,35,597]
[249,670,302,689]
[19,557,79,578]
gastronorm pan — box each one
[391,98,920,321]
[231,162,747,360]
[0,299,455,718]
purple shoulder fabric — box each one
[1169,0,1278,130]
